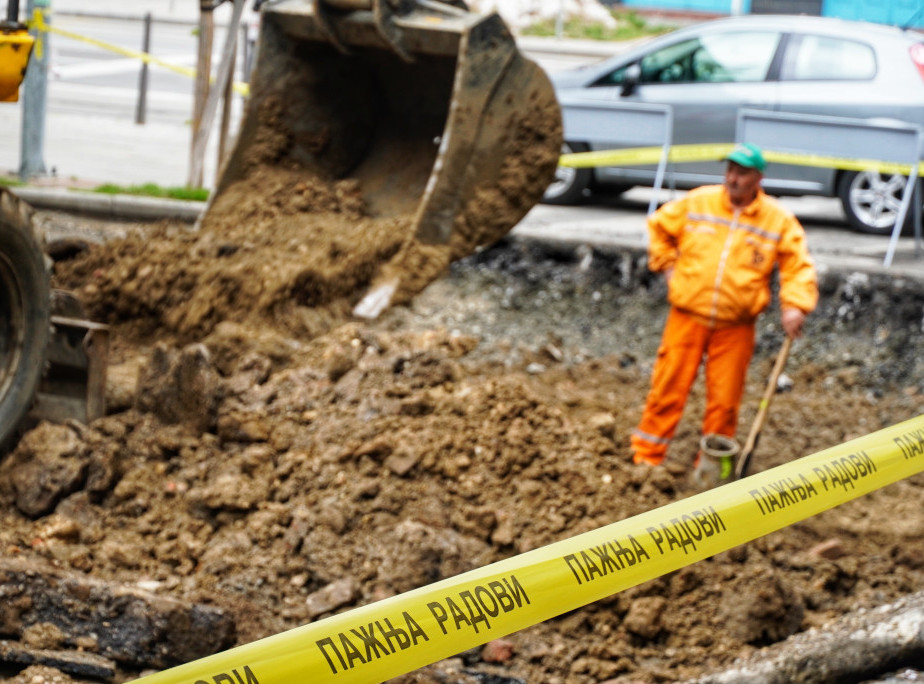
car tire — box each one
[542,142,592,205]
[838,170,922,236]
[0,190,50,453]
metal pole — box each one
[189,2,215,188]
[6,0,20,22]
[189,0,246,188]
[883,161,918,268]
[19,0,48,180]
[240,23,251,82]
[135,12,151,125]
[217,28,236,168]
[914,178,922,258]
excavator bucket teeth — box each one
[208,0,561,315]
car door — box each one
[770,32,898,194]
[587,29,784,188]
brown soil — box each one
[4,155,924,681]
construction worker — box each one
[630,142,818,468]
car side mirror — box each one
[621,63,641,96]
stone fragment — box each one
[0,557,234,669]
[0,641,116,680]
[809,538,847,560]
[481,638,515,663]
[622,596,666,639]
[305,578,360,619]
[1,424,87,518]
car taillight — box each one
[911,43,924,82]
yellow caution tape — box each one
[560,143,735,168]
[27,9,250,97]
[133,413,924,684]
[560,143,924,177]
[763,150,924,177]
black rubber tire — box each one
[837,171,922,236]
[542,142,592,205]
[0,190,50,453]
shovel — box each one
[734,335,793,480]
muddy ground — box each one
[1,192,923,684]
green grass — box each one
[521,9,675,41]
[1,177,208,201]
[92,183,210,202]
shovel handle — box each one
[735,335,793,480]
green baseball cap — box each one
[726,142,766,172]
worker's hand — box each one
[663,267,674,285]
[781,307,806,338]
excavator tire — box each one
[0,188,50,454]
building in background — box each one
[614,0,924,28]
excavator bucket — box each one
[208,0,562,317]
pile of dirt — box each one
[57,76,560,346]
[4,178,924,682]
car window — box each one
[594,31,781,86]
[783,34,876,80]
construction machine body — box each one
[0,0,107,452]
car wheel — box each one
[838,170,920,236]
[542,142,592,205]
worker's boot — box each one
[691,434,740,490]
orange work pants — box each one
[631,307,755,466]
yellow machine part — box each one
[0,26,34,102]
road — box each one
[2,9,920,276]
[0,11,607,188]
[0,11,246,187]
[511,187,922,276]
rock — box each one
[385,447,420,476]
[0,557,235,669]
[622,596,666,639]
[481,638,515,663]
[0,642,115,681]
[696,590,924,684]
[587,412,616,439]
[719,566,804,644]
[305,578,360,618]
[21,622,66,650]
[808,538,847,560]
[1,424,88,518]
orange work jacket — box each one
[647,185,818,327]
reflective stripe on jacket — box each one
[647,185,818,327]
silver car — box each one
[544,14,924,235]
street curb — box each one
[13,187,205,222]
[12,185,924,281]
